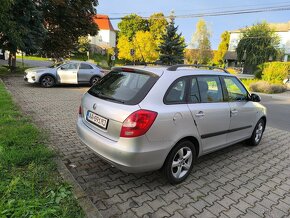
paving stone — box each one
[194,208,215,218]
[147,196,167,211]
[217,196,235,209]
[131,203,154,217]
[248,204,270,217]
[162,202,183,215]
[232,199,252,213]
[177,204,199,217]
[190,199,210,213]
[206,202,226,216]
[222,206,244,217]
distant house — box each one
[225,21,290,67]
[89,14,116,52]
[0,49,9,60]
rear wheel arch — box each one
[178,136,200,157]
[162,136,200,169]
[162,137,199,184]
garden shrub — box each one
[249,80,287,93]
[257,62,290,83]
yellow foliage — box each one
[117,35,134,61]
[117,31,159,63]
[133,31,159,63]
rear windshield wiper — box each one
[95,91,125,104]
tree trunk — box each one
[11,52,16,69]
[8,53,12,66]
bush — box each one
[249,80,287,93]
[256,62,290,82]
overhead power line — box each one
[103,1,290,15]
[97,5,290,20]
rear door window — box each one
[80,63,94,69]
[197,76,223,103]
[88,70,158,105]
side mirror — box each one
[250,93,261,102]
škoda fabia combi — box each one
[77,65,266,184]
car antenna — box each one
[132,39,147,66]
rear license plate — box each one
[86,111,108,129]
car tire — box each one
[40,75,55,88]
[163,140,196,184]
[90,76,100,86]
[248,118,265,146]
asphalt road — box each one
[259,92,290,132]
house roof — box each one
[230,21,290,33]
[93,14,115,31]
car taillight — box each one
[79,106,82,116]
[120,110,158,138]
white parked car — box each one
[24,61,104,87]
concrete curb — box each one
[55,158,103,218]
[0,77,103,218]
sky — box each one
[97,0,290,50]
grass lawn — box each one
[0,82,84,217]
[16,55,49,61]
[0,66,28,77]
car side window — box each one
[60,63,78,70]
[165,78,187,104]
[80,63,93,69]
[223,77,248,101]
[197,76,223,103]
[189,78,200,103]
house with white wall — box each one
[225,21,290,67]
[88,14,116,51]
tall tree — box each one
[41,0,98,58]
[133,31,159,63]
[158,16,185,65]
[117,13,166,63]
[237,22,280,71]
[0,0,11,30]
[117,35,133,61]
[118,14,148,41]
[191,18,212,64]
[148,13,168,42]
[0,0,46,68]
[213,31,230,66]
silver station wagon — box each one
[77,65,266,184]
[24,61,104,87]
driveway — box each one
[3,76,290,218]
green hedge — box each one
[255,62,290,83]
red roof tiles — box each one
[93,14,115,31]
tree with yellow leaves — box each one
[133,31,159,63]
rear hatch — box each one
[81,67,159,142]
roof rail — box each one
[167,64,230,74]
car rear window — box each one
[88,70,159,105]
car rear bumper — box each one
[76,117,168,173]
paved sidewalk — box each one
[3,76,290,218]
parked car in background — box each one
[77,64,267,184]
[24,61,104,87]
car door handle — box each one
[195,111,205,118]
[231,109,238,116]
